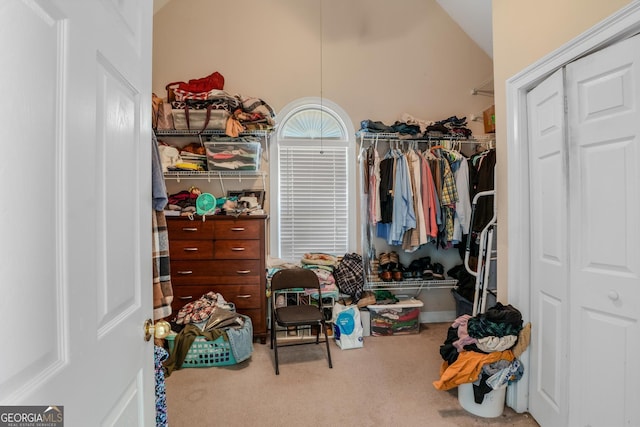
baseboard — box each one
[420,310,455,324]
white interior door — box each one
[0,1,154,425]
[526,68,569,427]
[566,33,640,427]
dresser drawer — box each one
[171,260,262,285]
[167,218,215,239]
[170,285,215,313]
[214,219,263,239]
[169,240,214,260]
[171,284,262,310]
[214,240,261,259]
[240,308,265,336]
[217,284,264,309]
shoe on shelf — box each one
[388,251,399,270]
[408,259,423,279]
[379,253,391,269]
[432,263,445,280]
[379,270,393,282]
[422,260,434,280]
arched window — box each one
[270,97,356,262]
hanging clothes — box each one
[152,131,173,320]
[453,156,472,243]
[402,146,426,252]
[419,152,439,242]
[388,150,416,245]
[365,138,488,253]
[470,148,496,232]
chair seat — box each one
[269,267,333,374]
[275,305,324,325]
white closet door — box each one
[566,33,640,427]
[526,68,569,427]
[0,0,154,424]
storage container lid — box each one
[367,297,424,310]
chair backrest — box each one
[270,268,321,293]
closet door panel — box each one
[566,33,640,427]
[526,68,569,427]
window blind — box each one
[278,145,348,261]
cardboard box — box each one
[367,298,423,336]
[483,105,496,133]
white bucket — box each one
[458,382,506,418]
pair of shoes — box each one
[407,259,422,278]
[379,252,391,268]
[388,251,399,268]
[421,257,434,280]
[379,270,392,282]
[379,251,400,271]
[432,263,445,280]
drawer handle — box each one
[182,227,198,232]
[177,270,193,275]
[236,270,251,274]
[231,227,245,232]
[231,247,245,251]
[236,294,252,299]
[184,247,199,252]
[179,296,193,300]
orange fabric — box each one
[433,350,515,391]
[225,116,244,138]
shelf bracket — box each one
[217,172,225,195]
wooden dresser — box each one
[166,215,268,343]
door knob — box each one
[144,319,171,341]
[607,290,620,301]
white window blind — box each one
[278,144,349,261]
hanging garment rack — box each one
[358,132,494,150]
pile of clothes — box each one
[267,253,341,306]
[433,303,531,404]
[163,292,253,374]
[299,253,340,300]
[358,114,473,139]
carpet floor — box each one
[164,322,539,427]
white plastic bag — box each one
[332,302,364,350]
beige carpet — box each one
[164,322,539,427]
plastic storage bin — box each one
[457,382,506,418]
[204,141,261,171]
[452,288,473,317]
[367,298,423,336]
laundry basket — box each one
[166,312,252,368]
[166,333,236,367]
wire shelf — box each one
[155,129,271,138]
[365,278,458,293]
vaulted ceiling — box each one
[153,0,493,59]
[436,0,493,58]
